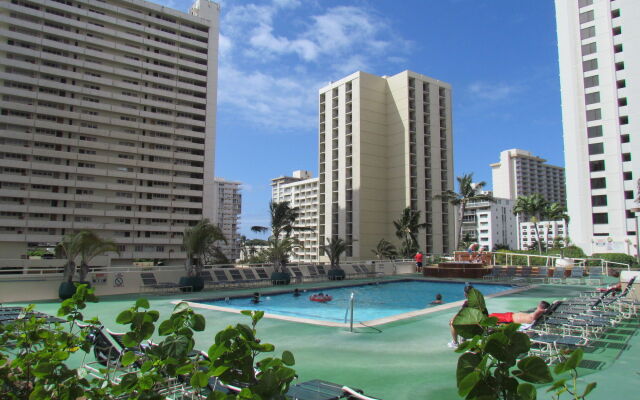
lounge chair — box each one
[288,266,305,283]
[229,269,248,286]
[201,270,224,288]
[140,272,190,294]
[241,269,261,286]
[483,267,500,281]
[316,265,327,280]
[213,270,232,287]
[530,267,548,284]
[549,267,565,284]
[307,265,320,281]
[285,379,372,400]
[585,266,606,285]
[565,267,584,285]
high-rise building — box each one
[212,178,241,262]
[271,170,319,262]
[459,194,518,251]
[491,149,566,205]
[0,0,220,266]
[519,220,568,251]
[555,0,639,255]
[318,71,455,258]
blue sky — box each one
[152,0,564,238]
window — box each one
[584,75,599,88]
[612,26,622,35]
[624,191,634,200]
[581,42,597,55]
[620,116,629,125]
[586,108,601,121]
[627,210,636,219]
[619,98,627,107]
[585,92,600,105]
[582,59,598,72]
[623,172,633,181]
[580,26,595,40]
[587,125,602,138]
[578,0,593,7]
[592,213,608,224]
[614,44,623,53]
[621,134,630,143]
[589,160,605,171]
[617,80,626,88]
[611,9,620,18]
[579,10,594,24]
[590,177,606,189]
[622,153,631,162]
[615,62,625,71]
[591,195,607,207]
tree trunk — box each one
[533,219,542,254]
[456,203,466,250]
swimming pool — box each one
[188,280,515,325]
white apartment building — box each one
[0,0,220,266]
[519,220,568,251]
[459,196,518,251]
[271,170,319,262]
[212,178,241,262]
[318,71,455,259]
[555,0,639,255]
[491,149,566,205]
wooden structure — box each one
[423,262,489,279]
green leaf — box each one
[282,350,295,366]
[582,382,597,397]
[508,331,531,357]
[158,320,174,336]
[514,357,553,383]
[236,323,255,341]
[121,351,137,367]
[452,308,486,338]
[240,310,252,316]
[135,298,150,309]
[211,365,230,377]
[546,378,568,392]
[139,375,154,390]
[173,302,190,314]
[208,343,228,361]
[465,288,487,313]
[192,313,206,331]
[162,335,191,359]
[563,349,583,371]
[32,362,54,378]
[116,310,133,324]
[485,332,510,362]
[176,364,194,375]
[456,352,482,386]
[517,383,537,400]
[190,371,209,388]
[458,370,481,397]
[140,321,155,339]
[122,332,139,348]
[119,372,138,389]
[146,310,160,322]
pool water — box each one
[199,280,513,323]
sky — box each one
[150,0,565,238]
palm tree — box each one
[371,239,398,260]
[183,219,227,277]
[251,201,308,272]
[320,237,349,270]
[513,194,548,254]
[393,208,427,258]
[55,232,83,283]
[543,202,569,249]
[76,231,120,282]
[437,173,494,250]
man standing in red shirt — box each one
[414,252,423,272]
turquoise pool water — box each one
[198,280,513,323]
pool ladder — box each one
[344,292,355,332]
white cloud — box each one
[468,81,524,101]
[217,0,411,132]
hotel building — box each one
[491,149,566,206]
[318,71,455,259]
[459,195,518,251]
[555,0,639,255]
[0,0,220,266]
[212,178,241,262]
[271,170,319,262]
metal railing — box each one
[490,251,631,275]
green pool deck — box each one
[11,276,640,400]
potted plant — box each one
[182,219,226,292]
[251,201,310,285]
[320,237,349,280]
[55,231,118,299]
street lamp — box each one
[632,207,640,265]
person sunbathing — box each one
[489,301,551,324]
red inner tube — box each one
[309,295,332,302]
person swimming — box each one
[431,293,443,304]
[293,288,301,297]
[251,292,260,304]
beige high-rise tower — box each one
[0,0,219,266]
[318,71,455,258]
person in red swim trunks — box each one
[489,301,551,324]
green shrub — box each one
[590,253,636,267]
